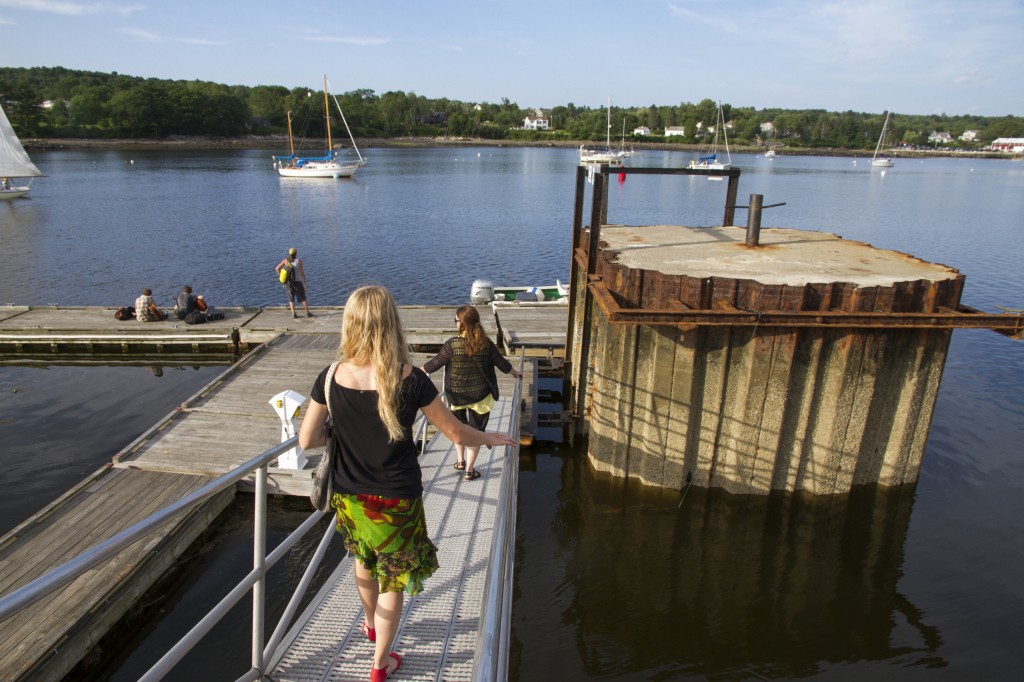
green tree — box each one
[107,83,171,137]
[68,92,106,130]
[248,85,290,127]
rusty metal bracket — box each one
[588,280,1024,339]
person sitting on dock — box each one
[422,304,522,481]
[298,285,515,682]
[275,247,313,319]
[173,285,207,320]
[134,288,167,322]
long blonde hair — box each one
[455,305,488,356]
[338,286,411,441]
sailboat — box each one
[690,101,731,170]
[272,75,366,179]
[616,120,637,158]
[0,102,43,200]
[871,111,895,168]
[579,98,623,167]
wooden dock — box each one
[0,303,568,358]
[0,304,565,680]
[491,302,568,357]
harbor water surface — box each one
[1,148,1022,680]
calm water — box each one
[1,149,1023,680]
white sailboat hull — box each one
[689,160,731,170]
[0,186,31,200]
[276,160,361,178]
[579,148,623,166]
[871,158,894,168]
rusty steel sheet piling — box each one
[565,167,1021,495]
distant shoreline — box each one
[22,135,1016,160]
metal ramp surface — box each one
[268,397,514,681]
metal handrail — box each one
[471,347,525,682]
[1,353,526,680]
[0,437,298,620]
[0,433,335,682]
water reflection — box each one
[0,361,228,536]
[514,449,944,680]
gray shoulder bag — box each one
[309,361,341,512]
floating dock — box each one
[0,303,567,680]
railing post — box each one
[252,464,267,671]
[565,165,588,377]
[723,172,739,226]
[573,171,605,426]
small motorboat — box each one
[470,279,569,305]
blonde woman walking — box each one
[299,286,515,681]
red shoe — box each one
[369,652,403,682]
[362,621,376,642]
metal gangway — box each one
[0,356,524,681]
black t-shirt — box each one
[310,365,439,498]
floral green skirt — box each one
[332,492,439,595]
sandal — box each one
[464,470,481,481]
[362,620,376,642]
[454,461,466,470]
[369,652,403,682]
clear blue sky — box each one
[2,0,1022,117]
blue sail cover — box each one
[272,152,334,166]
[698,153,717,163]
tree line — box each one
[2,66,1022,150]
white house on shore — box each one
[664,126,686,137]
[633,126,651,136]
[959,130,980,142]
[523,115,549,130]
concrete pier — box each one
[567,215,1020,495]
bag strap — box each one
[325,360,341,421]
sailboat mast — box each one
[720,101,731,163]
[323,74,333,155]
[286,111,295,157]
[874,111,890,158]
[606,97,612,148]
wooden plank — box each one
[0,306,259,333]
[0,306,30,323]
[117,339,522,481]
[0,468,224,679]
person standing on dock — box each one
[422,304,522,481]
[275,247,313,319]
[298,286,515,682]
